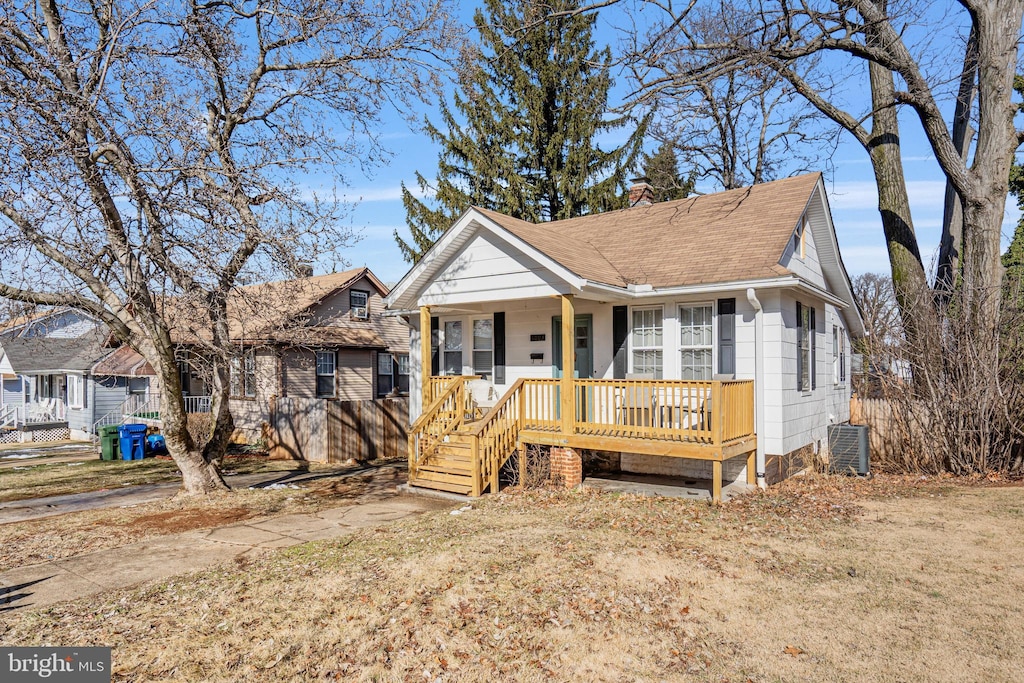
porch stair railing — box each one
[0,404,16,429]
[407,377,756,500]
[407,376,478,494]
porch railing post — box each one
[419,305,431,407]
[560,294,575,435]
[712,380,723,447]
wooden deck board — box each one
[519,429,756,462]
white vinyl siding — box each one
[679,304,713,380]
[631,307,663,378]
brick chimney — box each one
[629,177,654,207]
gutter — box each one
[746,288,768,490]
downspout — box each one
[746,288,768,489]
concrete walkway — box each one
[0,493,449,613]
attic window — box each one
[350,290,369,319]
[793,218,806,259]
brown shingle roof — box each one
[474,173,820,288]
[163,267,408,353]
[92,345,157,376]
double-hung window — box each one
[349,290,369,319]
[443,321,462,375]
[377,353,411,396]
[631,307,663,378]
[315,350,336,398]
[833,325,846,385]
[472,319,493,378]
[679,304,713,380]
[378,352,395,396]
[797,303,815,392]
[230,350,257,398]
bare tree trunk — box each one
[936,27,978,294]
[864,11,941,385]
[142,337,227,496]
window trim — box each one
[349,289,370,320]
[315,350,337,398]
[629,305,665,378]
[230,349,257,399]
[793,218,806,259]
[797,302,815,393]
[442,320,463,376]
[67,373,84,409]
[677,302,715,381]
[471,317,494,378]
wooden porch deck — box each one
[408,376,756,502]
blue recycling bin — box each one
[146,433,167,455]
[118,424,147,461]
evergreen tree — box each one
[642,142,694,202]
[396,0,646,263]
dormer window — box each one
[350,290,369,319]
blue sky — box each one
[320,2,1021,287]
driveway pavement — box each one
[0,492,449,612]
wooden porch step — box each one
[408,477,473,495]
[418,461,472,476]
[411,467,473,487]
[422,454,471,469]
[436,442,472,455]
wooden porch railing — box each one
[408,376,476,480]
[411,376,755,498]
[469,378,526,496]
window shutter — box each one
[493,312,506,384]
[810,307,817,390]
[430,316,439,376]
[717,298,736,375]
[796,302,803,390]
[612,306,628,379]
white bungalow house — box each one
[385,172,864,501]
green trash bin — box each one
[99,425,121,461]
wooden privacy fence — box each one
[269,397,409,463]
[849,395,906,461]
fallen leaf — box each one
[783,645,804,656]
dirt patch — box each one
[2,475,1022,681]
[0,464,405,572]
[127,507,253,534]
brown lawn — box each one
[1,474,1022,682]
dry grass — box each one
[0,455,332,503]
[0,465,406,572]
[2,474,1023,681]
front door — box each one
[551,314,593,379]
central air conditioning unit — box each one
[828,424,870,475]
[351,306,368,320]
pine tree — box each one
[642,142,694,203]
[395,0,646,263]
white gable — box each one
[778,215,827,289]
[420,230,568,306]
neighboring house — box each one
[0,310,156,441]
[168,267,410,443]
[386,172,865,500]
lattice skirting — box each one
[31,427,71,443]
[0,429,20,444]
